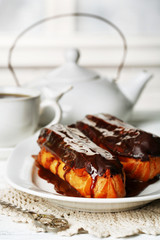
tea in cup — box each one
[0,87,61,147]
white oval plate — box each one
[5,134,160,212]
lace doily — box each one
[1,187,160,238]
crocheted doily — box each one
[1,187,160,238]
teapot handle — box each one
[8,13,127,86]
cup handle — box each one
[39,98,62,128]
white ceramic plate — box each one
[0,147,13,160]
[5,133,160,213]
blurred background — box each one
[0,0,160,116]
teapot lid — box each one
[45,48,99,83]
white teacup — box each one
[0,87,61,147]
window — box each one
[76,0,160,36]
[1,0,159,36]
[0,1,159,72]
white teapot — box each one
[8,13,152,124]
[28,48,152,124]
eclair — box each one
[36,124,126,198]
[76,114,160,182]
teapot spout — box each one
[117,71,153,105]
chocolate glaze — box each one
[126,177,159,197]
[76,114,160,161]
[37,124,124,179]
[36,162,82,197]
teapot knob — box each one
[65,48,80,63]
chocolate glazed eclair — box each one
[37,124,126,198]
[76,114,160,182]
